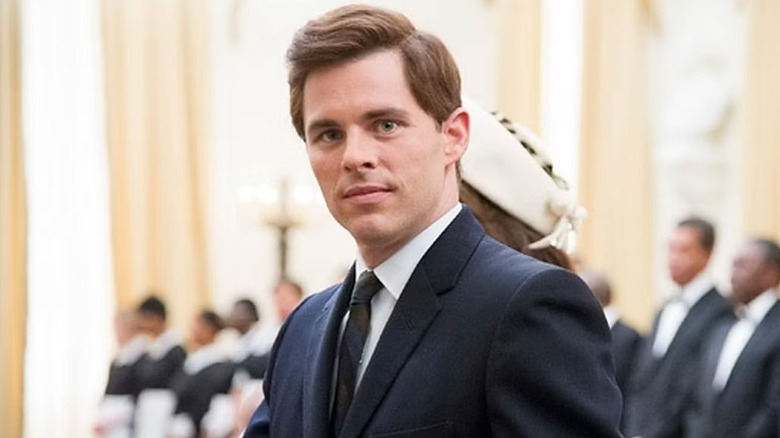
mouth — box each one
[342,184,393,204]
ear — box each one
[441,107,469,166]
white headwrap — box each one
[460,96,586,252]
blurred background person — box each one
[226,298,269,436]
[134,296,187,438]
[626,218,734,438]
[94,310,148,438]
[272,279,303,323]
[228,281,303,435]
[227,298,269,382]
[580,268,642,434]
[169,310,235,438]
[684,238,780,438]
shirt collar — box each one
[603,305,619,329]
[184,342,226,375]
[115,335,149,366]
[148,329,182,360]
[355,203,462,300]
[742,289,778,324]
[677,272,714,307]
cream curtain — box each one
[102,0,211,331]
[0,0,27,436]
[495,0,543,134]
[578,0,654,331]
[741,0,780,242]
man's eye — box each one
[378,120,398,133]
[319,130,343,143]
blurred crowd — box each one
[580,218,780,438]
[94,216,780,438]
[94,280,303,438]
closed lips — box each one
[343,185,391,198]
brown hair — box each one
[286,4,462,139]
[459,182,573,270]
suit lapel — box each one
[302,266,356,438]
[665,288,717,355]
[719,301,780,398]
[338,208,485,438]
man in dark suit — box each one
[580,268,643,432]
[626,218,733,438]
[684,238,780,438]
[244,5,622,437]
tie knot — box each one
[352,270,383,304]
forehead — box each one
[301,50,422,123]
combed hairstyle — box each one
[459,182,573,270]
[138,296,166,320]
[678,217,716,253]
[752,238,780,273]
[286,4,462,140]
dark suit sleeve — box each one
[485,269,623,437]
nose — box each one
[341,128,379,172]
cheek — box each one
[309,154,338,188]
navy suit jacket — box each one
[244,208,622,438]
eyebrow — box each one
[305,119,340,138]
[305,107,412,139]
[362,107,410,121]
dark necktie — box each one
[331,270,384,437]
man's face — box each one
[668,226,711,287]
[731,243,769,305]
[301,50,467,262]
[137,312,163,335]
[191,317,216,347]
[227,305,251,334]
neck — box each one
[359,185,459,268]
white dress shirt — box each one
[651,273,714,358]
[342,203,462,388]
[712,289,777,391]
[603,305,619,330]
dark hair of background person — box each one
[753,238,780,274]
[199,310,225,333]
[137,296,166,320]
[235,298,259,323]
[677,217,716,253]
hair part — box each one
[677,217,716,253]
[286,4,462,140]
